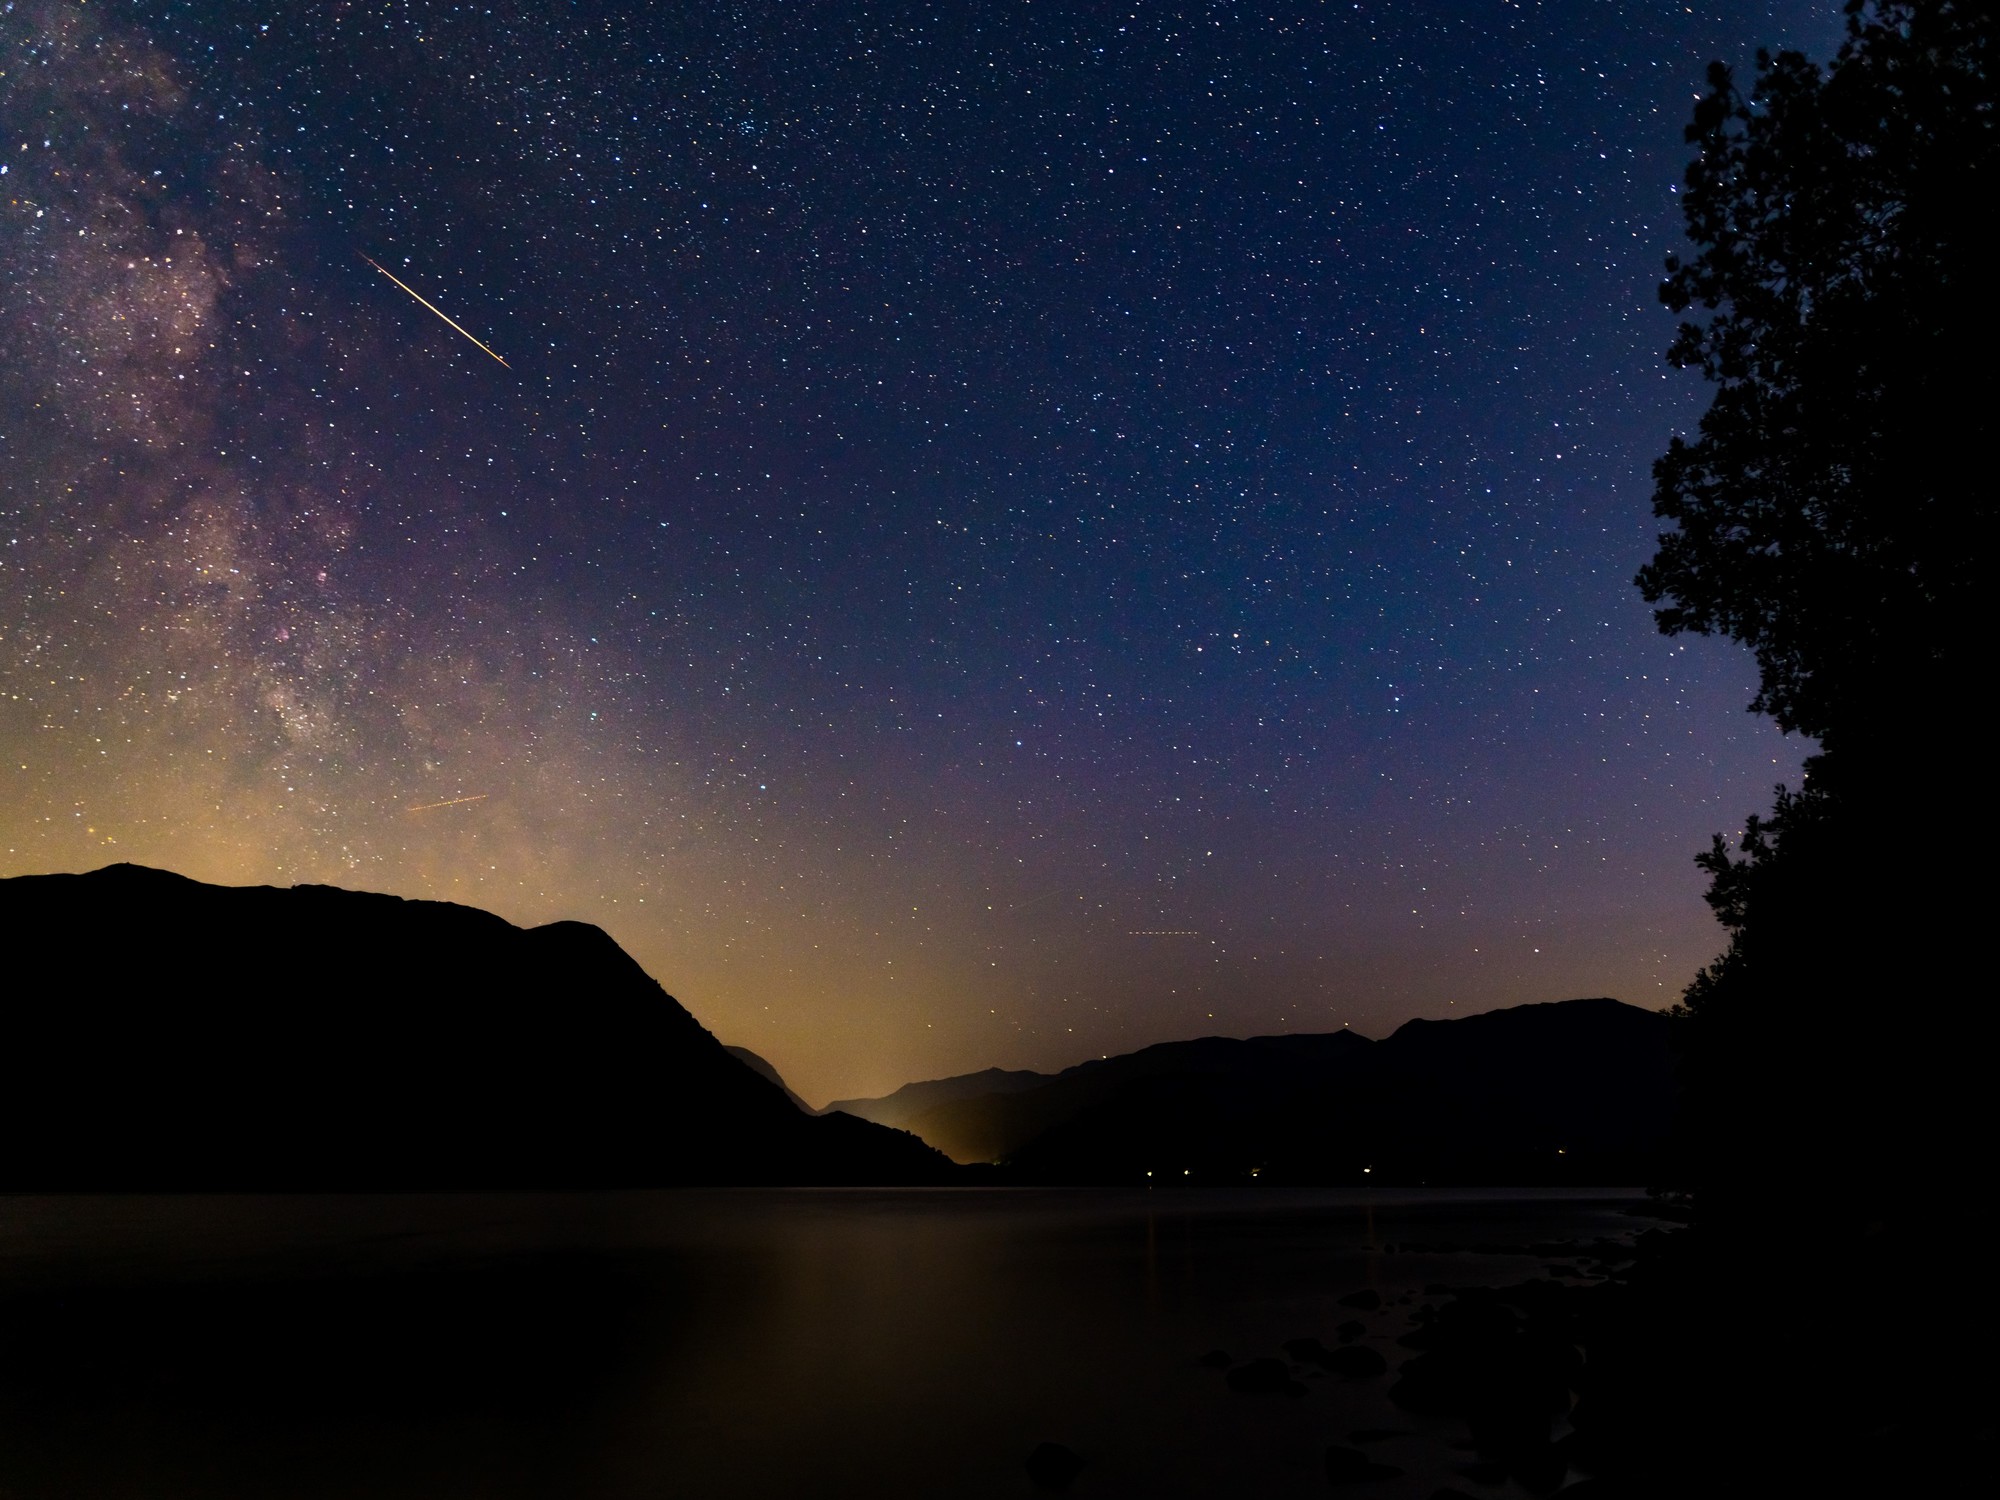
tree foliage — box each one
[1643,1,1995,1215]
[1638,0,1995,750]
[1616,15,1994,1478]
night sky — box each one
[1,1,1838,1105]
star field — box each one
[0,1,1837,1103]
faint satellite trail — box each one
[406,794,490,814]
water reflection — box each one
[0,1189,1655,1498]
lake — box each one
[0,1188,1663,1498]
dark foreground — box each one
[0,1188,1683,1499]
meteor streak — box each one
[361,255,509,367]
[406,794,489,813]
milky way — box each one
[0,1,1837,1103]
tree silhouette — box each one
[1640,0,1994,756]
[1533,12,1994,1493]
[1639,0,1994,1221]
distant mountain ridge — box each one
[3,866,1677,1188]
[828,999,1676,1184]
[0,865,952,1188]
[822,1066,1052,1128]
[725,1046,812,1111]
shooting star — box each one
[406,794,489,814]
[361,255,509,367]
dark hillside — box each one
[887,1001,1673,1183]
[909,1031,1375,1166]
[1366,998,1677,1180]
[0,865,952,1188]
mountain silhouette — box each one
[0,865,952,1188]
[837,999,1674,1183]
[822,1065,1053,1131]
[723,1046,812,1111]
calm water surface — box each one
[0,1189,1663,1498]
